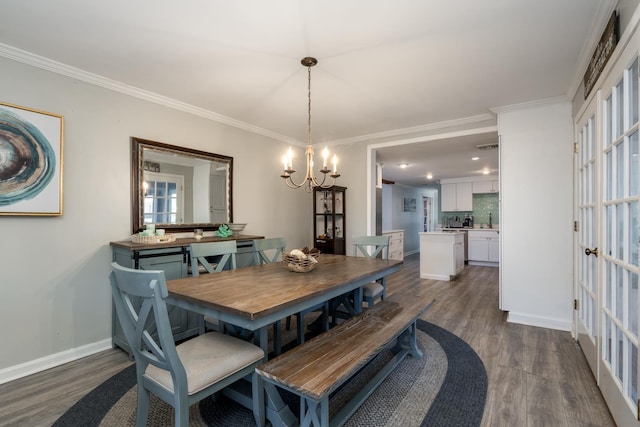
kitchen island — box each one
[419,231,465,281]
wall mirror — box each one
[131,137,233,234]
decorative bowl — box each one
[227,223,247,234]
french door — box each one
[576,100,599,373]
[575,53,639,426]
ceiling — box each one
[0,1,613,185]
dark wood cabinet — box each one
[313,186,346,255]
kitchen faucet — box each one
[489,212,492,229]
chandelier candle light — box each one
[281,57,340,191]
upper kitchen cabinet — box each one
[441,182,473,211]
[472,179,499,194]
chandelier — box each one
[281,57,340,192]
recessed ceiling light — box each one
[482,169,490,175]
[399,163,409,168]
[426,173,433,179]
[472,157,479,161]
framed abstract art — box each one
[0,101,64,216]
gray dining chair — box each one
[252,237,288,354]
[189,241,237,333]
[189,240,237,275]
[253,237,286,265]
[110,262,265,427]
[353,235,390,306]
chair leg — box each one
[136,384,150,427]
[175,394,189,427]
[321,302,329,331]
[198,314,206,335]
[286,315,292,330]
[252,371,265,427]
[297,313,305,344]
[273,320,282,355]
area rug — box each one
[53,320,487,427]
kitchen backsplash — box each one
[440,193,499,227]
[472,193,499,226]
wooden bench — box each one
[256,292,434,427]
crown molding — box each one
[328,113,496,146]
[490,96,569,115]
[0,43,301,146]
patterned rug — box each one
[53,320,487,426]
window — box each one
[143,172,184,224]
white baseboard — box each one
[507,311,572,332]
[420,273,452,281]
[0,338,113,385]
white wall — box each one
[0,57,311,380]
[498,99,574,330]
[381,183,424,255]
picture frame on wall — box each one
[0,101,64,216]
[403,197,416,212]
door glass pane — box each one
[631,343,638,402]
[630,271,638,337]
[631,131,639,197]
[605,260,613,310]
[156,182,167,197]
[616,80,624,138]
[604,315,612,364]
[617,204,624,260]
[631,201,639,267]
[631,58,638,126]
[606,150,613,200]
[617,143,625,199]
[155,198,166,214]
[616,264,624,321]
[616,326,623,382]
[606,205,613,256]
[591,296,597,336]
[588,117,594,160]
[605,95,612,147]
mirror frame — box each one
[131,137,233,234]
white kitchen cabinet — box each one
[383,229,404,260]
[472,180,499,194]
[419,232,465,281]
[441,182,473,211]
[488,237,500,262]
[467,230,499,266]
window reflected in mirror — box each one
[131,137,233,234]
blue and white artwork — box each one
[0,103,63,215]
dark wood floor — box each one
[0,253,615,426]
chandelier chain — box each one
[307,63,312,146]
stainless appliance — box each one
[449,216,463,228]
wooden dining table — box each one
[165,253,403,427]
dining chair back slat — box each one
[189,241,237,275]
[352,235,390,259]
[253,238,286,265]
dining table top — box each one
[166,254,403,326]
